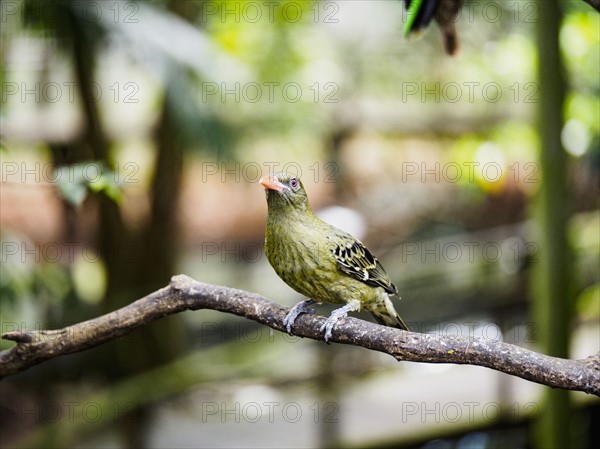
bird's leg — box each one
[283,299,316,334]
[320,303,356,343]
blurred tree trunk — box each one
[125,92,186,368]
[63,5,185,448]
[532,2,573,448]
[59,3,133,319]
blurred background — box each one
[1,0,598,448]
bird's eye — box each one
[289,177,299,190]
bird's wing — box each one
[328,237,398,295]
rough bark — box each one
[1,275,599,396]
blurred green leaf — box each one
[56,180,88,206]
[55,162,123,206]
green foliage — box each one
[55,162,123,206]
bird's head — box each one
[260,172,311,213]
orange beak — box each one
[260,175,287,192]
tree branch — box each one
[1,275,599,395]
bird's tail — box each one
[371,310,410,331]
[369,296,410,331]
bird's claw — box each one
[320,305,352,343]
[283,299,316,334]
[319,319,336,343]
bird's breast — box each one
[265,220,345,303]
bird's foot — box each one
[320,304,354,343]
[283,299,316,334]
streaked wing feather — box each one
[330,238,398,295]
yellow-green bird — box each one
[260,172,409,342]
